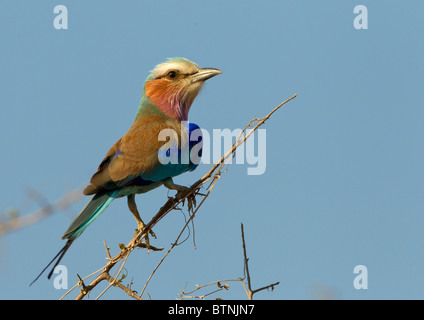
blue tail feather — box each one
[31,190,119,285]
[62,190,119,240]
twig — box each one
[241,223,253,298]
[0,186,84,236]
[103,273,142,300]
[178,223,280,300]
[95,252,130,300]
[241,223,280,300]
[103,240,111,261]
[178,279,241,300]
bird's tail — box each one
[62,190,118,240]
[30,239,73,286]
[30,191,118,285]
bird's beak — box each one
[190,68,222,83]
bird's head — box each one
[142,58,222,121]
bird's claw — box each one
[176,188,197,212]
[163,179,197,212]
[135,221,156,253]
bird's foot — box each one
[135,221,156,254]
[173,186,197,212]
[163,179,197,212]
[135,223,156,238]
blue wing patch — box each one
[154,122,203,181]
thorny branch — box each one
[0,187,84,236]
[12,94,296,299]
[178,223,280,300]
[240,223,280,300]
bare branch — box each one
[178,223,280,300]
[241,223,280,299]
[0,186,84,236]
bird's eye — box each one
[166,70,178,79]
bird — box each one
[31,58,222,285]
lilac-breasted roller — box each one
[31,58,222,284]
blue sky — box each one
[1,1,423,299]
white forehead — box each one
[151,58,200,78]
